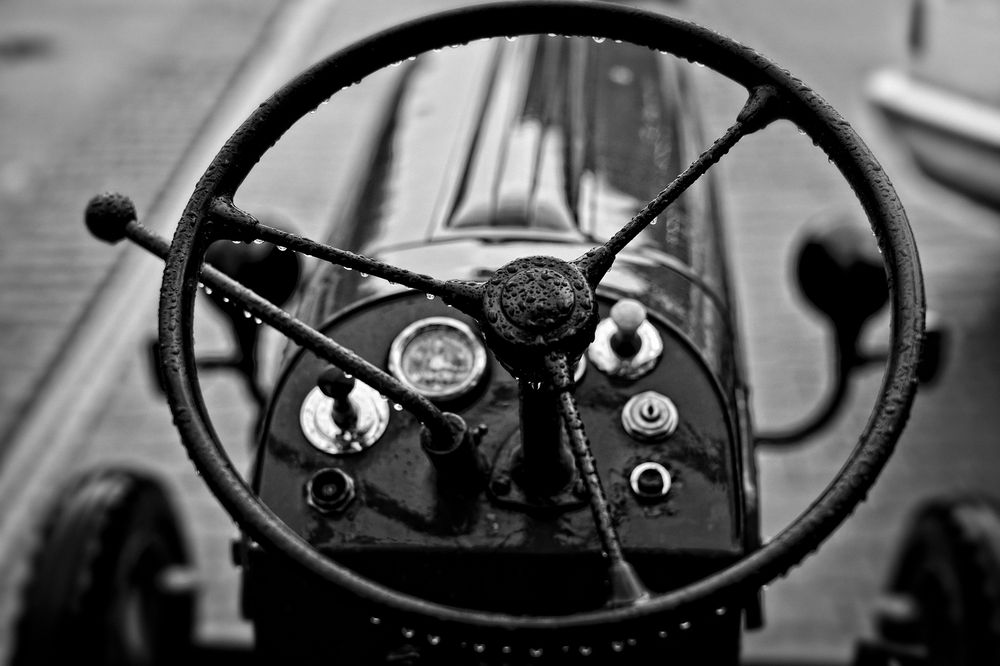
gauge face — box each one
[388,317,487,401]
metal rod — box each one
[123,218,457,444]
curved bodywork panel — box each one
[296,35,740,394]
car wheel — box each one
[11,468,194,666]
[858,496,1000,665]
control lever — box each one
[317,366,358,432]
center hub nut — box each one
[482,256,598,378]
[500,268,576,330]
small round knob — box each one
[610,298,646,358]
[318,367,355,401]
[84,192,136,244]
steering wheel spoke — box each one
[203,267,454,443]
[209,197,484,316]
[575,85,784,286]
[117,207,457,444]
[544,352,650,608]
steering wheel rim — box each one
[159,0,925,646]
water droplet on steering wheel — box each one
[276,245,286,251]
[393,403,403,412]
[592,36,605,43]
[204,287,213,295]
[426,293,435,300]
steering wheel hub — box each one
[500,267,576,330]
[482,256,597,377]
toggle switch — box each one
[300,367,389,456]
[587,298,663,380]
[610,299,646,358]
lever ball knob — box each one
[610,298,646,358]
[85,192,136,244]
[317,367,356,402]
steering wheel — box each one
[155,0,925,653]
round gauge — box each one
[388,317,487,401]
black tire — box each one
[11,468,194,666]
[876,496,1000,665]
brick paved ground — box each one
[2,0,1000,664]
[0,0,283,449]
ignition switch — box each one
[300,366,389,455]
[306,468,356,513]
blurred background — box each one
[1,0,998,663]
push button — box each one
[621,391,679,442]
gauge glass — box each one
[388,317,486,401]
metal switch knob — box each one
[300,368,389,456]
[587,298,663,380]
[610,299,646,358]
